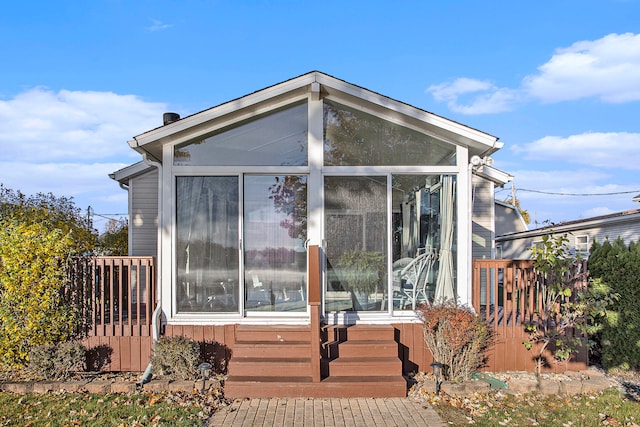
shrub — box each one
[417,301,493,381]
[151,336,200,380]
[26,341,86,380]
[0,221,81,367]
[588,238,640,371]
[0,186,95,367]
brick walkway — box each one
[208,397,446,426]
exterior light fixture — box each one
[470,155,494,169]
[430,362,443,395]
[198,362,212,393]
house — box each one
[109,71,524,397]
[496,204,640,260]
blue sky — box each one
[2,1,640,231]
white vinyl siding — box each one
[497,213,640,260]
[471,175,494,259]
[130,169,158,256]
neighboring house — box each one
[110,71,517,396]
[493,200,529,258]
[496,206,640,260]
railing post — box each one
[308,245,322,382]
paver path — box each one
[208,397,446,426]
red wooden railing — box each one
[68,256,156,371]
[472,259,589,372]
[69,256,156,336]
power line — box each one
[497,188,640,197]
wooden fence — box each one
[472,259,589,372]
[69,256,156,372]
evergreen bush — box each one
[588,237,640,371]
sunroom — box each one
[128,72,502,327]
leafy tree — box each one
[0,185,96,253]
[0,185,96,367]
[523,233,613,375]
[96,219,128,255]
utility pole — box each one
[87,206,93,229]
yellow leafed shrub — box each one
[0,220,80,367]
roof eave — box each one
[473,165,514,187]
[496,210,640,242]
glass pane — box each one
[244,175,307,312]
[176,176,239,313]
[324,176,387,312]
[391,175,457,310]
[323,100,456,166]
[174,103,308,166]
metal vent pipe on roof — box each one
[163,112,180,125]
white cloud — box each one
[426,78,520,114]
[583,206,617,218]
[524,33,640,103]
[0,160,131,215]
[428,33,640,114]
[0,88,167,162]
[511,132,640,170]
[147,18,173,32]
[0,88,170,217]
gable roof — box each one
[128,71,502,161]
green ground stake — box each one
[471,372,508,389]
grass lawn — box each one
[0,391,220,427]
[431,388,640,426]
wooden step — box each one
[224,376,407,398]
[231,341,311,358]
[227,357,311,377]
[235,325,311,342]
[329,357,402,377]
[326,325,396,342]
[327,340,398,358]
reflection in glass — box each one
[176,177,239,313]
[174,103,308,166]
[391,175,457,310]
[323,100,457,166]
[324,176,387,312]
[244,175,307,312]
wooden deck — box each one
[71,255,590,376]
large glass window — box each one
[174,102,308,166]
[391,175,457,310]
[323,100,457,166]
[324,176,387,312]
[176,176,239,313]
[244,175,307,312]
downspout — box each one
[138,151,163,385]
